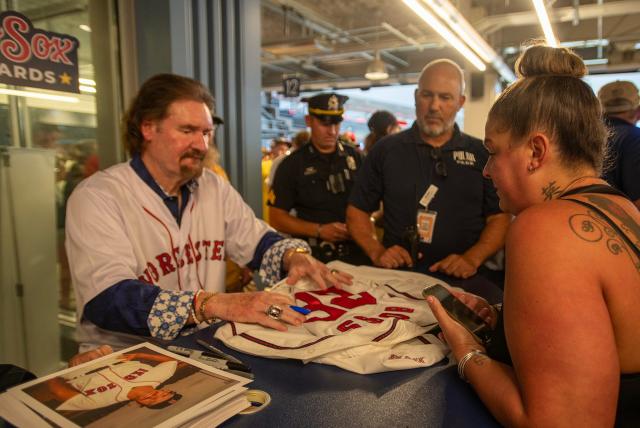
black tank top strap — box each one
[560,184,629,198]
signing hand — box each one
[318,222,350,242]
[208,291,306,332]
[429,254,477,278]
[286,252,353,289]
[69,345,113,367]
[372,245,413,269]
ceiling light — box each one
[421,0,515,82]
[79,24,91,32]
[78,78,96,86]
[583,58,609,65]
[365,51,389,80]
[561,39,609,49]
[531,0,558,47]
[79,85,97,93]
[0,88,79,103]
[402,0,486,72]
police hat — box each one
[302,93,348,124]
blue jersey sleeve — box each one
[246,231,283,270]
[83,280,194,340]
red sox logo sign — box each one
[0,11,80,92]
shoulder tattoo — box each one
[567,195,640,272]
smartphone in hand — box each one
[422,284,490,344]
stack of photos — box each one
[4,343,252,427]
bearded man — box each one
[347,59,510,279]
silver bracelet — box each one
[457,349,487,382]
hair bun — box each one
[515,43,587,79]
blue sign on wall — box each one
[0,11,80,93]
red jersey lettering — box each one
[211,240,224,260]
[156,253,175,275]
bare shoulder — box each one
[508,196,640,277]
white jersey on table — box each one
[57,361,177,411]
[215,262,450,374]
[65,163,272,349]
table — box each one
[172,273,502,427]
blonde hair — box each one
[488,43,607,173]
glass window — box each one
[0,0,115,373]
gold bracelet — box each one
[198,292,217,325]
[284,247,310,267]
[190,290,203,323]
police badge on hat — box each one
[303,92,349,124]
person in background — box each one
[362,110,402,233]
[597,80,640,209]
[428,44,640,426]
[269,93,369,265]
[291,130,310,151]
[65,74,351,351]
[268,131,309,190]
[270,136,292,159]
[347,59,510,279]
[266,136,292,189]
[340,130,358,151]
[363,110,400,155]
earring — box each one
[527,165,535,172]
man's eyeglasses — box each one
[430,146,447,178]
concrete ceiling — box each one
[260,0,640,91]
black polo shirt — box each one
[269,141,363,224]
[602,116,640,202]
[349,122,501,270]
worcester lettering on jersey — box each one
[137,239,225,283]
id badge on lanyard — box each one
[417,184,438,243]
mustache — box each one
[180,150,206,160]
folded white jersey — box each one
[215,262,450,374]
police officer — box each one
[268,93,369,265]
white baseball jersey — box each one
[57,360,177,411]
[215,262,450,374]
[66,162,272,348]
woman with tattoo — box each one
[427,43,640,427]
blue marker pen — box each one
[290,305,311,315]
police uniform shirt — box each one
[269,141,362,224]
[349,122,502,269]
